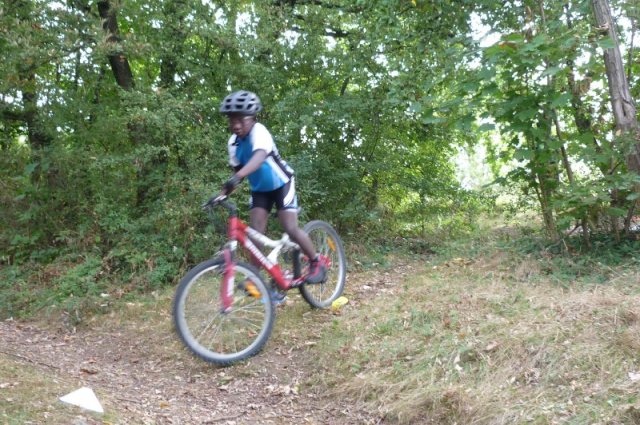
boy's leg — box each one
[277,209,316,259]
[274,179,326,283]
[250,207,269,235]
[277,210,327,284]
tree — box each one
[98,1,134,90]
[590,0,640,236]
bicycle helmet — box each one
[219,90,263,115]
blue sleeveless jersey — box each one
[228,123,294,192]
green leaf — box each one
[515,109,537,122]
[422,115,446,124]
[597,37,616,50]
[477,67,495,80]
[504,33,524,43]
[550,93,572,108]
[541,66,562,77]
[483,44,503,59]
[24,162,38,175]
[461,81,480,92]
[409,102,423,113]
[606,207,627,217]
[514,148,533,161]
[529,34,548,47]
[530,127,546,140]
[477,123,495,132]
[455,115,475,131]
[578,132,596,144]
[547,139,564,150]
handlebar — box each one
[202,194,237,215]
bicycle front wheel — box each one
[299,220,347,308]
[173,259,275,366]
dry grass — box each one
[310,244,640,424]
[3,228,640,424]
[0,356,116,424]
[0,297,172,425]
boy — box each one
[219,90,327,290]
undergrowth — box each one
[3,213,639,325]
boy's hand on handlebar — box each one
[222,174,241,194]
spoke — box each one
[201,318,225,351]
[232,308,267,320]
[228,315,265,331]
[194,304,266,353]
[195,310,224,342]
[232,301,267,315]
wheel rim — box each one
[304,226,345,305]
[178,265,272,361]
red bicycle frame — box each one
[220,213,306,311]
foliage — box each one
[477,0,640,241]
[1,0,639,319]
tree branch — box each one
[0,101,28,122]
[290,18,350,38]
[273,0,364,13]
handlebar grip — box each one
[202,194,227,209]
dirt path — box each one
[1,311,376,424]
[0,262,418,424]
[1,319,372,425]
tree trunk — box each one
[553,111,592,247]
[97,1,134,90]
[535,174,560,241]
[592,0,640,172]
[22,75,51,151]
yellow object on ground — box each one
[331,296,349,311]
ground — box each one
[0,262,416,425]
[0,307,374,424]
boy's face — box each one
[227,113,256,138]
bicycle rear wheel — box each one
[299,220,346,308]
[173,259,275,366]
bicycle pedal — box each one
[242,281,261,298]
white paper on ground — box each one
[59,387,104,413]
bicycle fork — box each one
[221,244,236,313]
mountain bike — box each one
[173,195,346,366]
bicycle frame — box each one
[218,200,305,311]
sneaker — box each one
[269,288,287,305]
[305,255,327,284]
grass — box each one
[303,227,640,424]
[0,356,117,424]
[3,221,640,423]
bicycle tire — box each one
[173,258,275,366]
[299,220,347,308]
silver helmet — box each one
[219,90,262,115]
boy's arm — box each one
[235,149,267,179]
[222,149,268,194]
